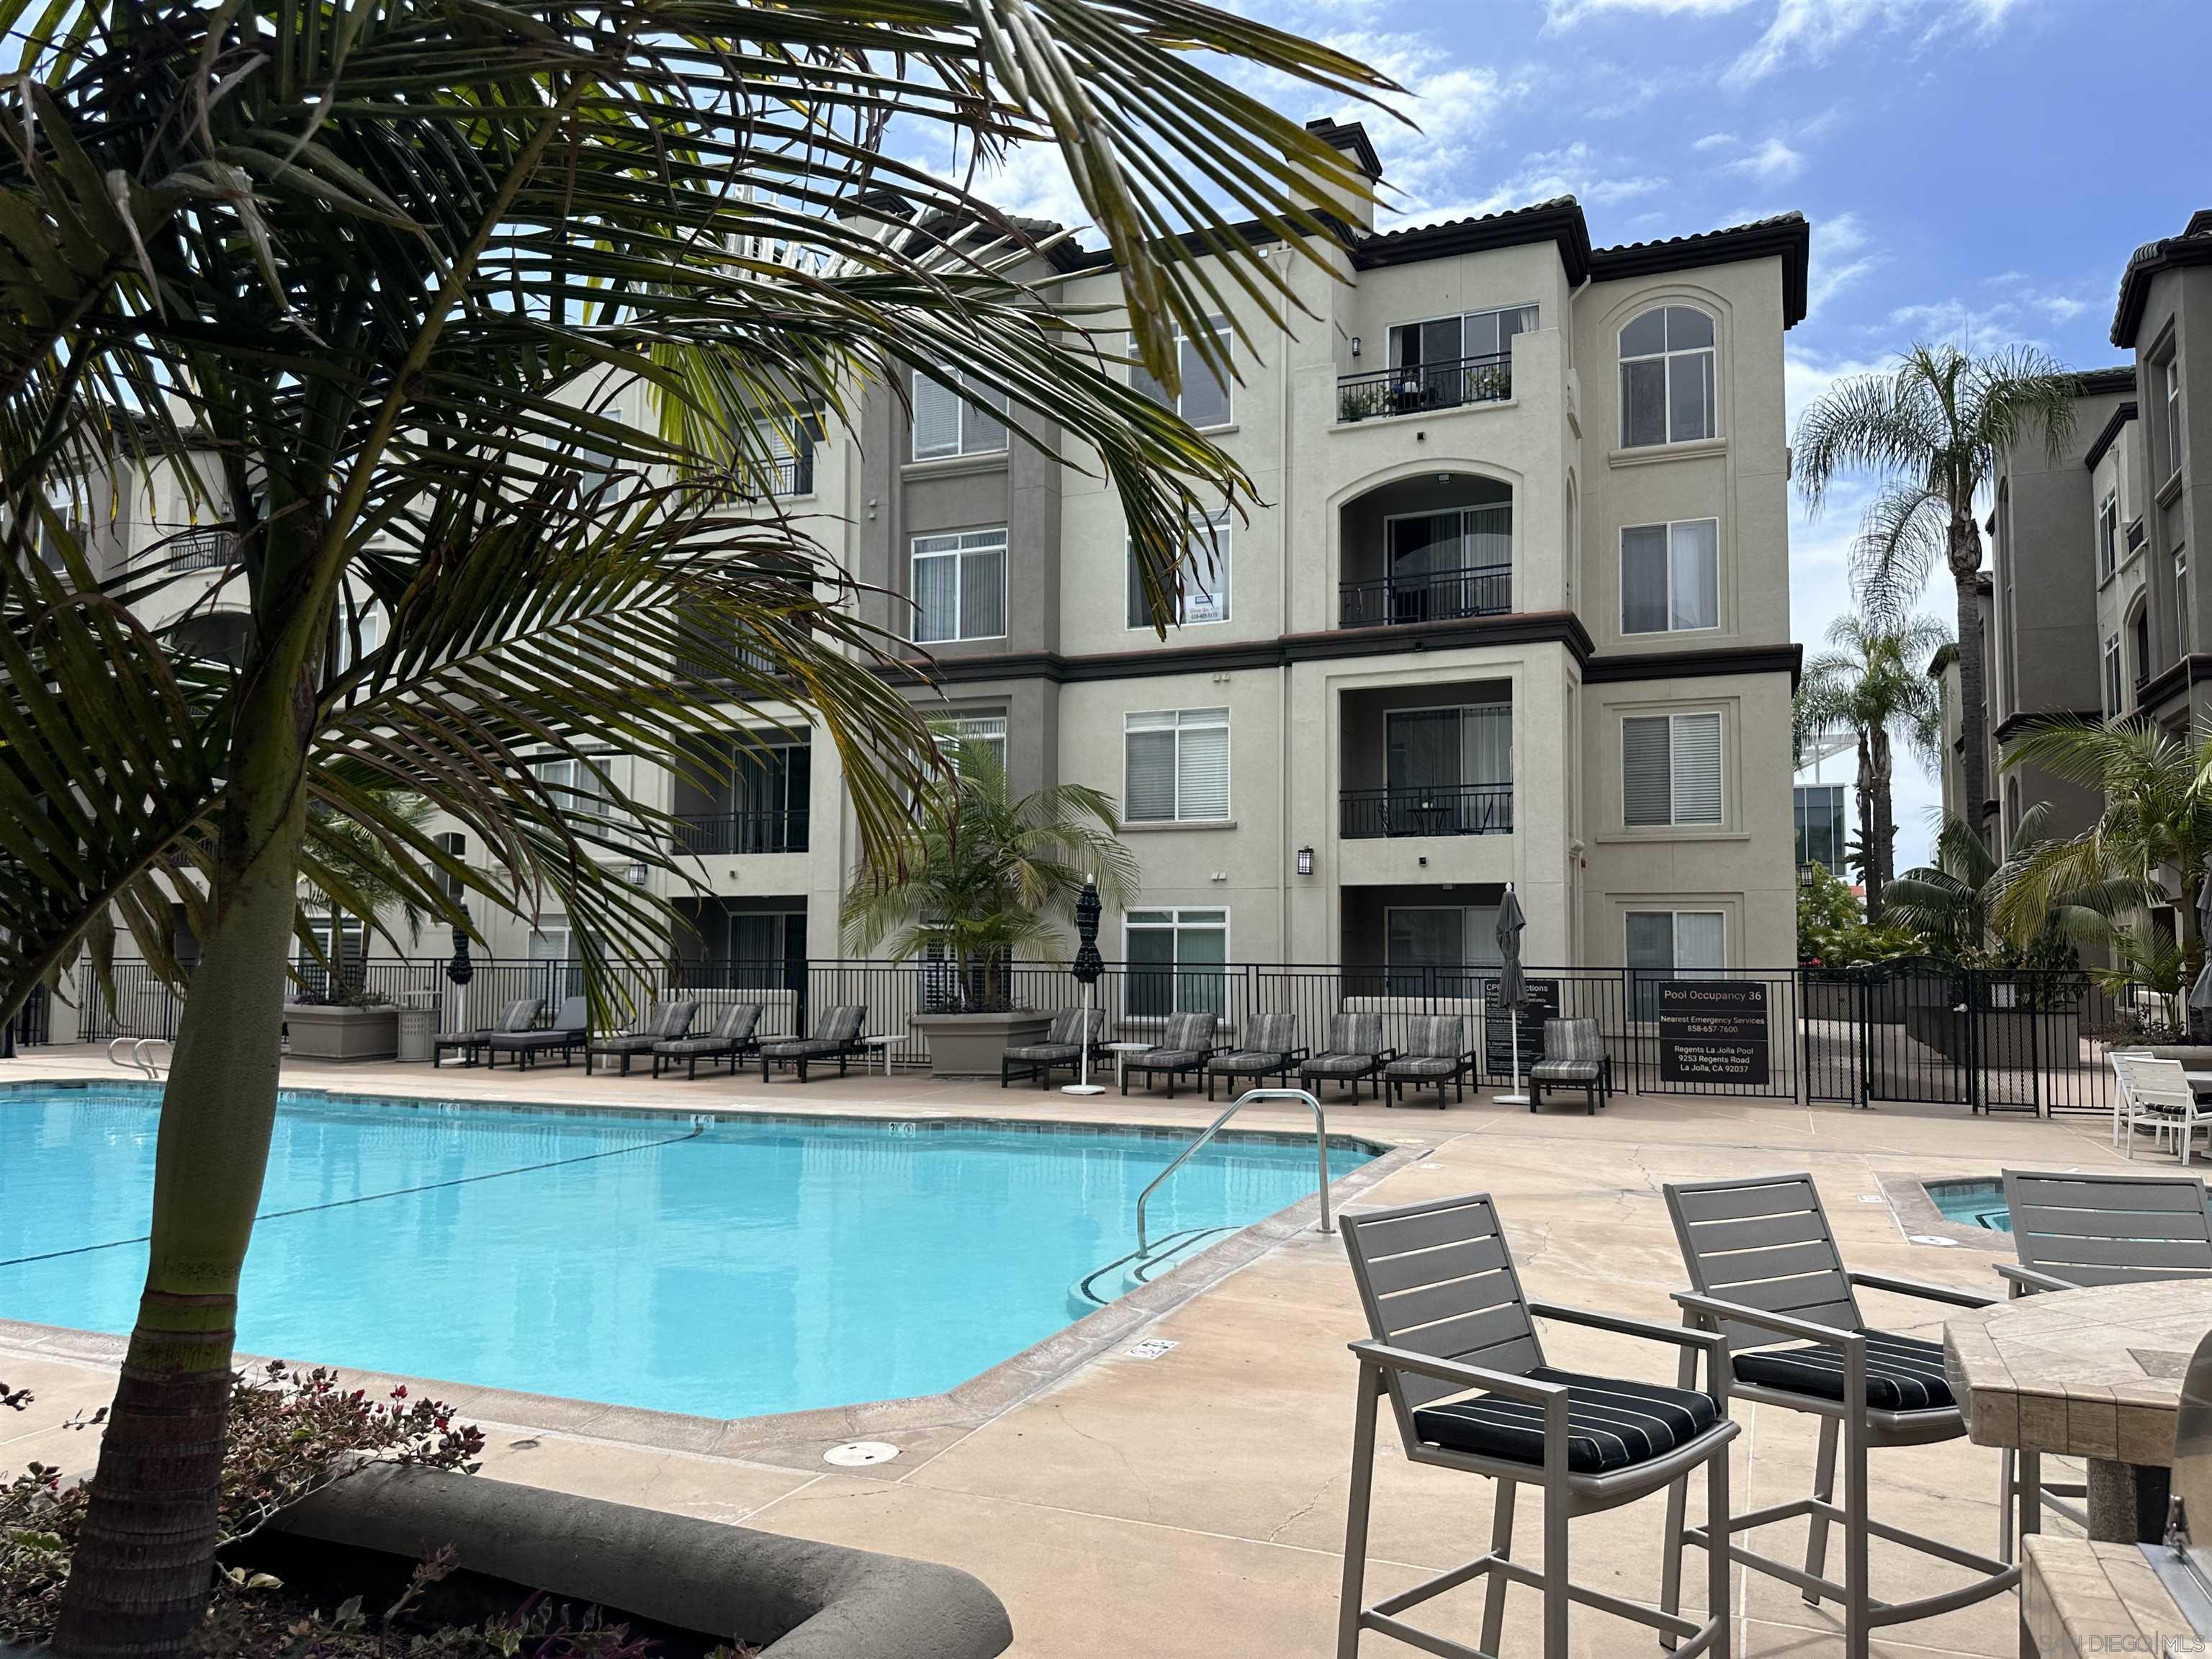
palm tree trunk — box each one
[1950,514,1991,847]
[53,674,313,1658]
[1870,727,1897,908]
[1855,731,1881,925]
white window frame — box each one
[1123,707,1231,824]
[2099,490,2120,582]
[1621,711,1724,829]
[1625,909,1728,1013]
[2167,356,2185,480]
[1131,316,1233,429]
[908,527,1008,644]
[1386,304,1539,368]
[2104,634,2123,718]
[1126,514,1231,629]
[1618,306,1718,449]
[1619,517,1721,635]
[2180,548,2192,655]
[1122,909,1231,965]
[1793,783,1847,875]
[1383,905,1505,972]
[530,754,612,820]
[927,714,1008,775]
[910,369,1009,462]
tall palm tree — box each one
[1884,804,2109,964]
[840,740,1139,1007]
[1993,719,2212,985]
[1794,344,2081,842]
[1793,612,1948,922]
[0,6,1396,1653]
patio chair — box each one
[1658,1174,2014,1659]
[759,1003,868,1082]
[482,996,588,1070]
[1118,1011,1219,1099]
[1299,1013,1393,1102]
[587,999,698,1075]
[1001,1007,1106,1090]
[2111,1053,2209,1161]
[651,1001,763,1079]
[1991,1168,2212,1560]
[1337,1192,1736,1659]
[1527,1018,1611,1115]
[1204,1011,1306,1100]
[433,997,541,1067]
[1382,1015,1476,1107]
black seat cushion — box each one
[1413,1368,1719,1475]
[1731,1331,1953,1411]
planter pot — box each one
[286,1003,400,1062]
[250,1464,1012,1658]
[907,1010,1052,1079]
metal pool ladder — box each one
[1136,1087,1332,1256]
[106,1036,172,1080]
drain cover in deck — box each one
[824,1441,900,1467]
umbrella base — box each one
[1495,1092,1530,1105]
[1061,1084,1107,1095]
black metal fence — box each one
[1339,563,1511,629]
[1335,351,1512,423]
[1339,783,1513,840]
[63,954,2151,1118]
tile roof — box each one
[2110,210,2212,347]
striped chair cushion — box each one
[1531,1058,1603,1082]
[1543,1018,1605,1064]
[497,998,544,1033]
[1731,1331,1954,1411]
[1137,1048,1206,1069]
[1213,1050,1289,1073]
[717,1002,763,1043]
[1004,1043,1080,1063]
[1400,1015,1467,1060]
[1416,1369,1720,1475]
[1303,1052,1380,1076]
[1240,1011,1298,1055]
[1044,1008,1087,1045]
[1385,1055,1460,1079]
[811,1004,867,1045]
[650,999,699,1040]
[1160,1010,1215,1052]
[1328,1013,1385,1056]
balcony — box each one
[171,529,238,570]
[1340,562,1511,629]
[676,807,810,856]
[770,448,814,498]
[1340,783,1512,840]
[1336,351,1511,424]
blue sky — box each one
[956,0,2212,872]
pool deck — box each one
[0,1051,2161,1658]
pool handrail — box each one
[1136,1087,1331,1256]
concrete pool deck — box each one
[0,1051,2162,1658]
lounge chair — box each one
[1203,1011,1305,1100]
[1992,1169,2212,1559]
[1381,1015,1476,1107]
[433,997,541,1067]
[1298,1013,1392,1102]
[759,1004,868,1082]
[588,999,698,1075]
[1001,1007,1106,1089]
[1659,1173,2013,1659]
[1528,1017,1611,1115]
[483,996,588,1069]
[652,1001,763,1079]
[1118,1010,1219,1099]
[1337,1192,1736,1659]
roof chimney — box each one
[1300,117,1382,236]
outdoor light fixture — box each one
[1296,845,1315,876]
[1798,863,1820,889]
[1349,336,1362,359]
[626,862,649,886]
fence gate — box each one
[1856,958,1974,1107]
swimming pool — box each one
[0,1084,1367,1419]
[1924,1178,2011,1232]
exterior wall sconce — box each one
[1296,845,1315,876]
[1349,336,1362,359]
[1797,862,1820,889]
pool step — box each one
[1068,1226,1238,1314]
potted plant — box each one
[840,742,1136,1077]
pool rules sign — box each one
[1656,981,1771,1087]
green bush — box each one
[1797,866,1922,968]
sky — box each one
[925,0,2212,874]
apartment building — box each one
[655,120,1809,981]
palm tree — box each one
[1794,344,2081,842]
[1793,612,1948,922]
[1993,719,2212,986]
[1884,804,2106,965]
[840,742,1139,1007]
[0,6,1395,1651]
[295,791,437,999]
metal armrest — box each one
[1375,1047,1400,1064]
[1285,1046,1310,1064]
[1847,1269,1995,1310]
[1996,1263,2075,1296]
[1673,1290,1865,1351]
[1348,1340,1569,1407]
[1528,1301,1727,1354]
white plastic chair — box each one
[2112,1054,2208,1161]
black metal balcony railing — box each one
[676,808,810,856]
[1340,783,1513,840]
[1340,563,1511,629]
[171,529,239,570]
[772,449,814,497]
[1336,351,1511,423]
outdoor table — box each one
[1944,1279,2212,1543]
[1102,1040,1154,1086]
[857,1033,902,1077]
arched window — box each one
[1619,306,1716,448]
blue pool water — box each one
[1925,1179,2012,1232]
[0,1085,1364,1419]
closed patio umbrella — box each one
[1496,884,1529,1105]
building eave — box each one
[2110,210,2212,347]
[2085,400,2140,472]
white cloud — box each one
[1726,135,1805,181]
[1547,0,1755,22]
[1693,131,1739,151]
[1385,140,1666,230]
[1730,0,2024,84]
[1805,210,1880,318]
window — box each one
[1384,504,1513,621]
[295,911,367,999]
[527,913,585,998]
[2166,356,2185,480]
[2181,549,2193,656]
[1382,705,1514,834]
[928,715,1008,775]
[1619,306,1717,448]
[2105,634,2123,716]
[2099,490,2119,581]
[757,413,818,496]
[1128,515,1231,629]
[1627,910,1726,1018]
[910,528,1007,643]
[1132,317,1232,429]
[911,369,1008,461]
[1124,908,1228,1018]
[435,832,467,900]
[2133,606,2152,688]
[1388,305,1537,370]
[1620,519,1719,634]
[1794,783,1847,875]
[531,755,611,819]
[1385,907,1502,995]
[1622,712,1722,827]
[1123,708,1229,823]
[334,605,384,674]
